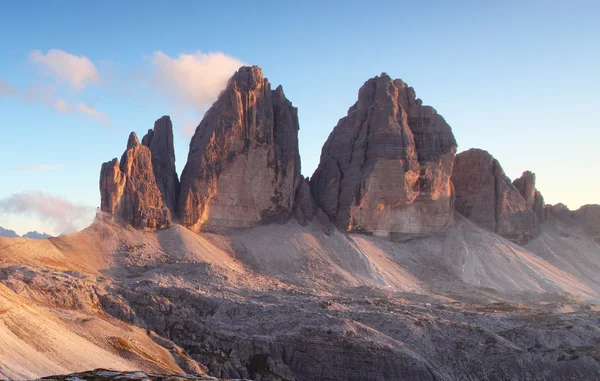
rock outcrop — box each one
[141,116,180,214]
[100,128,175,230]
[451,149,540,244]
[294,176,316,226]
[513,171,547,222]
[546,203,576,222]
[310,73,457,237]
[178,66,301,232]
[575,204,600,243]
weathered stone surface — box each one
[142,116,180,214]
[575,204,600,243]
[452,149,540,244]
[547,203,575,221]
[294,176,316,226]
[310,73,457,237]
[178,66,301,232]
[513,171,547,223]
[40,369,224,381]
[100,132,172,230]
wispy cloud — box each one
[31,49,100,91]
[150,51,244,136]
[0,192,95,234]
[7,165,59,173]
[0,79,17,96]
[0,78,112,127]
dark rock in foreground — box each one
[38,369,243,381]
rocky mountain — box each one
[0,226,19,238]
[513,170,547,223]
[141,116,180,214]
[310,74,457,237]
[22,231,53,239]
[179,66,301,232]
[0,228,53,239]
[3,67,600,380]
[575,204,600,243]
[100,117,179,230]
[451,148,541,244]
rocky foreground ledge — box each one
[37,369,248,381]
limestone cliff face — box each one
[575,204,600,243]
[178,66,301,232]
[141,116,180,214]
[310,74,457,237]
[513,171,547,223]
[100,117,179,230]
[451,149,540,244]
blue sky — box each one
[0,0,598,235]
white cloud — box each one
[7,165,58,173]
[0,192,95,234]
[31,49,100,91]
[150,51,244,134]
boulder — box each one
[178,66,301,232]
[310,73,457,237]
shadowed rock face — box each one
[310,74,457,237]
[575,204,600,243]
[513,171,547,223]
[100,123,178,230]
[452,149,540,244]
[178,66,301,232]
[141,116,180,214]
[294,176,317,226]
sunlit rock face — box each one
[100,116,179,230]
[452,149,540,244]
[178,66,301,232]
[310,73,457,237]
